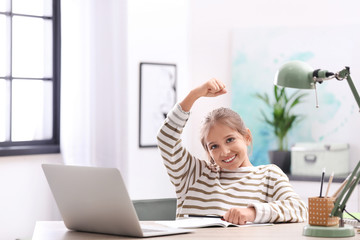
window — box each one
[0,0,60,156]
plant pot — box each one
[268,150,291,174]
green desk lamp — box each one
[274,60,360,237]
[274,60,360,110]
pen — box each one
[325,171,334,198]
[319,168,325,198]
[331,174,351,199]
[187,215,223,219]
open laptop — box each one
[42,164,192,238]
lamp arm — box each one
[346,75,360,110]
[341,173,360,209]
[331,160,360,218]
[335,67,360,110]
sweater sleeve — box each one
[249,165,308,223]
[157,104,208,201]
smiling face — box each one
[205,122,252,170]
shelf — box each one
[288,174,350,183]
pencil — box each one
[319,168,325,197]
[331,174,351,199]
[325,171,334,198]
[187,215,223,219]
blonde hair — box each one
[200,108,253,163]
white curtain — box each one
[60,0,128,173]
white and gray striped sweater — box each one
[157,104,308,223]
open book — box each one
[343,212,360,228]
[156,217,273,229]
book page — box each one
[155,218,273,229]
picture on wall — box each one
[231,26,360,166]
[139,62,177,148]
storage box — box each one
[291,142,350,176]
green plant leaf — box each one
[274,85,279,102]
[254,92,271,106]
[289,93,308,109]
[259,110,273,126]
[254,85,308,151]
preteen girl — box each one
[157,78,307,225]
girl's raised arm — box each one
[180,78,227,112]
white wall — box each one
[126,0,188,199]
[0,154,62,240]
[187,0,360,167]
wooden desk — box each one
[32,221,358,240]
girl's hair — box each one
[200,107,253,163]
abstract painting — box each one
[139,62,177,148]
[231,26,360,166]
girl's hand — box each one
[208,163,221,173]
[193,78,227,98]
[180,78,227,112]
[223,207,256,225]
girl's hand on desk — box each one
[223,207,256,225]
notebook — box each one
[42,164,192,238]
[156,217,273,229]
[343,212,360,228]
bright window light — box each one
[0,0,59,155]
[12,16,52,78]
[0,15,8,76]
[12,80,53,141]
[0,80,10,142]
[12,0,52,16]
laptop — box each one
[42,164,192,238]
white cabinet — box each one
[290,180,359,212]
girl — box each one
[157,78,307,225]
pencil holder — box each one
[308,197,339,226]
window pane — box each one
[0,79,10,142]
[12,80,53,141]
[0,0,10,12]
[13,0,52,16]
[0,15,9,77]
[12,16,53,78]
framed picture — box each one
[139,62,177,148]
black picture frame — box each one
[139,62,177,148]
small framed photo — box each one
[139,62,177,148]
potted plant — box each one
[255,85,308,173]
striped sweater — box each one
[157,104,308,223]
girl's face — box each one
[205,122,252,170]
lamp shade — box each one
[274,60,315,89]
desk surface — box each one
[32,221,358,240]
